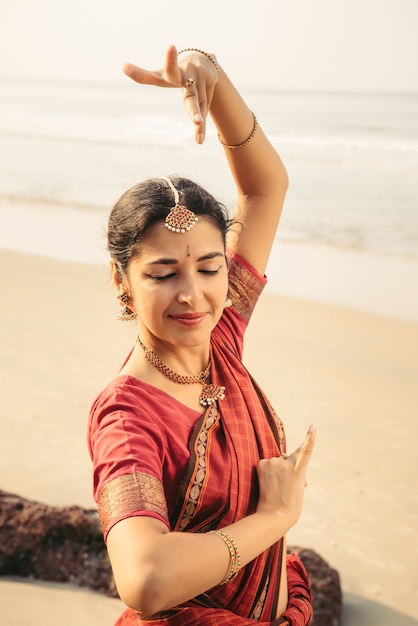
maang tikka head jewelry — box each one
[116,292,137,321]
[161,176,198,233]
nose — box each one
[177,273,201,306]
[178,293,192,305]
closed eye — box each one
[147,265,222,281]
[147,273,176,282]
[199,265,222,276]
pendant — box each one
[199,383,226,407]
[165,204,198,233]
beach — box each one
[1,242,417,625]
[1,76,418,624]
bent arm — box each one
[106,427,316,618]
[123,46,288,276]
[209,65,288,275]
[107,510,286,618]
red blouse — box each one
[87,252,267,540]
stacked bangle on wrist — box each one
[218,112,258,150]
[209,529,241,584]
[177,48,219,77]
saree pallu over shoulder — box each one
[129,346,290,625]
[203,334,287,621]
[106,254,312,625]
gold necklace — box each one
[136,336,225,407]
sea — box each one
[1,78,418,319]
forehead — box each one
[139,218,225,259]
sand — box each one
[1,246,417,625]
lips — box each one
[169,312,207,326]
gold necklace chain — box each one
[136,336,225,407]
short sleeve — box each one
[214,251,267,359]
[226,251,267,322]
[88,379,170,540]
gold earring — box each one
[116,292,137,321]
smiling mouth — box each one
[169,312,207,325]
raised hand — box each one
[123,45,219,144]
[256,424,317,530]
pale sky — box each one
[0,0,417,92]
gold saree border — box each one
[174,404,221,532]
[98,471,169,534]
[227,256,265,321]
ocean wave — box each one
[273,132,418,163]
[1,111,192,147]
[1,81,417,262]
[3,109,417,165]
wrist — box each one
[177,48,219,77]
[254,507,294,537]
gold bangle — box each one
[177,48,219,76]
[209,529,241,584]
[218,112,258,150]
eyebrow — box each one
[146,251,225,266]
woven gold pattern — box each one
[178,405,219,530]
[98,471,169,534]
[227,257,265,321]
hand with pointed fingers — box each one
[123,45,219,145]
[256,424,317,532]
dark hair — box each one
[107,176,232,277]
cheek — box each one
[132,284,172,319]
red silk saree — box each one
[88,253,312,625]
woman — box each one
[88,45,316,625]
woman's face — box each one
[123,218,228,351]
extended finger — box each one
[123,46,181,88]
[294,424,317,472]
[123,62,168,87]
[163,44,182,85]
[182,87,207,143]
[186,81,216,144]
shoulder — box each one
[87,376,163,454]
[87,376,199,456]
[89,376,153,423]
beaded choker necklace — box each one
[136,337,225,407]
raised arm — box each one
[207,62,288,275]
[123,45,288,275]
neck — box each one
[137,335,210,378]
[136,336,225,407]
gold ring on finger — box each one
[183,77,196,87]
